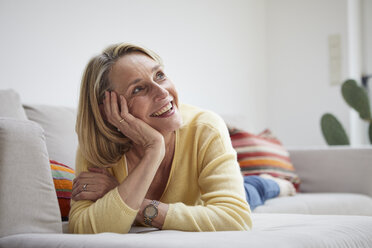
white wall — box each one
[1,0,368,146]
[363,0,372,76]
[0,0,267,132]
[266,0,351,146]
[362,0,372,144]
[363,0,372,106]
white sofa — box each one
[1,89,372,248]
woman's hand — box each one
[103,91,165,156]
[72,167,119,201]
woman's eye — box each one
[132,86,144,94]
[156,71,165,80]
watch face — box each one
[144,205,158,218]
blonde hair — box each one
[76,43,163,167]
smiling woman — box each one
[108,52,182,135]
[69,43,252,234]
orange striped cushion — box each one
[50,160,75,221]
[229,128,301,190]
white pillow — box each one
[0,118,62,237]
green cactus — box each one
[321,113,350,145]
[341,79,372,121]
[321,79,372,145]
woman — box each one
[69,43,289,234]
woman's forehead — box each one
[109,53,160,89]
[115,53,158,74]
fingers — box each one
[110,91,122,121]
[119,95,129,118]
[71,182,106,201]
[120,95,135,123]
[72,169,119,201]
[71,178,99,198]
[103,91,131,129]
[103,91,120,125]
[71,183,85,199]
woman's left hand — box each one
[72,167,119,201]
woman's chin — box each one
[152,111,182,135]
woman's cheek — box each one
[128,99,146,119]
[127,97,140,115]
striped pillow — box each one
[229,128,300,191]
[50,160,75,221]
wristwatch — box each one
[143,200,159,227]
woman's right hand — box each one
[103,91,165,158]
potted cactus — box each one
[321,79,372,145]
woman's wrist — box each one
[138,199,169,229]
[153,202,169,229]
[143,141,165,164]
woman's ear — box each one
[98,103,107,121]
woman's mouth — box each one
[150,101,174,118]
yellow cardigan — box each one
[69,104,252,233]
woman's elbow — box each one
[228,208,252,231]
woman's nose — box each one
[153,84,169,101]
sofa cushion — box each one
[0,89,28,120]
[50,160,75,221]
[229,128,300,190]
[253,193,372,216]
[0,118,62,237]
[2,214,372,248]
[23,104,78,169]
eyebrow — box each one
[128,65,162,87]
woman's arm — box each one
[69,92,165,234]
[69,150,135,234]
[104,91,166,210]
[161,114,252,231]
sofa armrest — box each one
[287,146,372,197]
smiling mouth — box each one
[150,101,174,117]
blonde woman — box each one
[69,43,252,234]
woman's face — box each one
[108,52,182,135]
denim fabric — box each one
[243,176,280,210]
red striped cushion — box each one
[229,128,301,191]
[50,160,75,221]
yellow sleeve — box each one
[162,112,252,231]
[68,149,138,234]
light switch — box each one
[329,34,342,85]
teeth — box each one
[152,102,172,117]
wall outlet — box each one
[329,34,342,85]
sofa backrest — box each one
[0,89,28,120]
[23,104,78,170]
